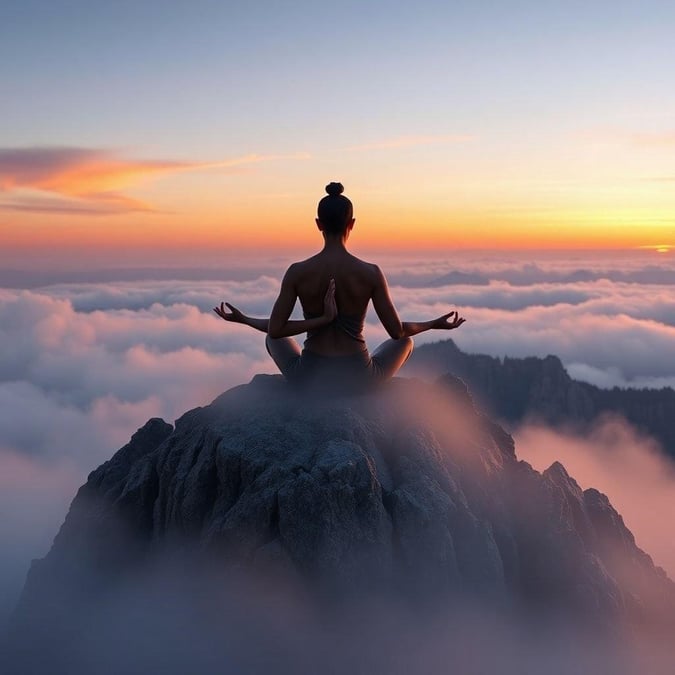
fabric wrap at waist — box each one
[304,312,366,343]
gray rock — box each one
[11,374,675,635]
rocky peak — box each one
[8,374,675,665]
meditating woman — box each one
[214,182,465,390]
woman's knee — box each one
[399,336,414,360]
[390,335,414,356]
[265,335,302,367]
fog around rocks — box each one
[1,251,674,673]
[515,417,675,580]
[4,375,675,675]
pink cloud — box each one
[0,146,310,215]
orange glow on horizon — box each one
[3,143,674,255]
[3,205,673,253]
[3,160,674,254]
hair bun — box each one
[325,182,344,196]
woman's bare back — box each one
[289,249,378,355]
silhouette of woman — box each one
[214,182,465,390]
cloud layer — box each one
[1,251,674,624]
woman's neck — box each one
[321,235,348,252]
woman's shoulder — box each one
[289,251,380,279]
[345,251,379,270]
[282,255,322,282]
[287,253,321,272]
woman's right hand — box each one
[431,311,466,330]
[213,301,248,325]
[323,278,337,322]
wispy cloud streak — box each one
[578,128,675,148]
[628,131,675,146]
[345,134,473,152]
[0,147,310,215]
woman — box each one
[214,182,465,390]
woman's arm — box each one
[214,269,337,338]
[371,265,465,338]
[401,312,465,337]
[213,302,269,333]
[267,268,336,338]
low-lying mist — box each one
[2,253,675,673]
[515,417,675,578]
[3,378,675,674]
[3,537,673,675]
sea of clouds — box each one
[1,250,675,627]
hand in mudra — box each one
[213,301,247,324]
[323,278,337,322]
[432,311,466,330]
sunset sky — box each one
[3,2,675,643]
[2,0,674,261]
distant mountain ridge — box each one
[388,264,675,288]
[405,339,675,458]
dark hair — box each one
[317,182,353,234]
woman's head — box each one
[317,182,354,235]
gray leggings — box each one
[265,335,413,389]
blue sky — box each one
[4,0,674,154]
[1,0,674,255]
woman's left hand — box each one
[322,278,337,322]
[213,301,248,324]
[432,311,466,330]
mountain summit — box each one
[7,374,675,672]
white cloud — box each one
[1,253,674,627]
[383,279,675,382]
